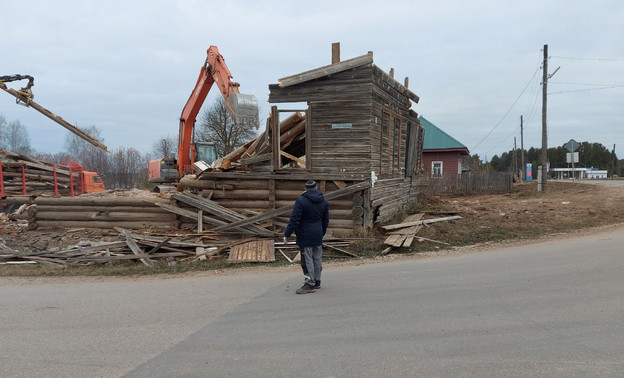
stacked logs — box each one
[5,195,175,230]
[0,150,76,196]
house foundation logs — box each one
[4,195,175,230]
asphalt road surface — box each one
[2,225,623,377]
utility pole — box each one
[520,115,525,181]
[513,137,517,180]
[540,44,549,192]
[613,144,617,179]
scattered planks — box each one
[0,228,357,267]
[381,213,461,254]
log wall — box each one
[179,176,363,237]
[5,196,175,230]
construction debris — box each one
[381,213,462,254]
[181,111,307,178]
[0,227,356,267]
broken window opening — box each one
[271,105,309,171]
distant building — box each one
[419,116,469,176]
[550,167,608,179]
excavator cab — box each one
[195,141,219,164]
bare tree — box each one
[0,115,6,149]
[197,97,258,156]
[152,135,177,159]
[0,118,32,155]
[64,125,108,173]
[104,147,150,188]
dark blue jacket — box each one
[284,188,329,247]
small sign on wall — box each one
[331,123,352,129]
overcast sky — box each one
[2,0,623,162]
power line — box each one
[551,55,624,62]
[550,81,623,86]
[471,60,541,152]
[549,85,624,94]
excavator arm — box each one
[177,45,258,177]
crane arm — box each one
[177,45,257,177]
[0,75,108,152]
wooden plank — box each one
[279,150,306,167]
[278,53,373,87]
[228,239,275,263]
[172,192,274,236]
[382,215,462,230]
[123,231,154,267]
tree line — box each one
[465,141,623,177]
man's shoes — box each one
[296,284,316,294]
[312,280,321,289]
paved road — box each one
[2,226,624,377]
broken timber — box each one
[381,215,463,231]
[382,214,462,254]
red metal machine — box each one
[148,46,258,183]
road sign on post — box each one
[564,139,580,153]
[564,139,580,180]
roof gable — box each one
[419,116,469,153]
[276,51,419,104]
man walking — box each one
[284,180,329,294]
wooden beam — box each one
[381,215,463,230]
[271,106,281,171]
[279,150,306,167]
[278,52,373,88]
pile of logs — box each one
[0,150,78,196]
[5,194,175,230]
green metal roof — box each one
[419,116,469,153]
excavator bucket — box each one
[226,93,258,125]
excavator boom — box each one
[176,45,258,177]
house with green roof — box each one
[419,116,469,176]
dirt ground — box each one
[1,180,623,262]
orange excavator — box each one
[148,46,258,184]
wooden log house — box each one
[182,44,425,236]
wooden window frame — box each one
[432,161,443,177]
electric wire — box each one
[550,55,624,62]
[473,52,543,155]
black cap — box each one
[305,180,317,190]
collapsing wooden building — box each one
[182,44,425,236]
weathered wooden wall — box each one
[179,176,364,237]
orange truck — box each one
[61,162,105,194]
